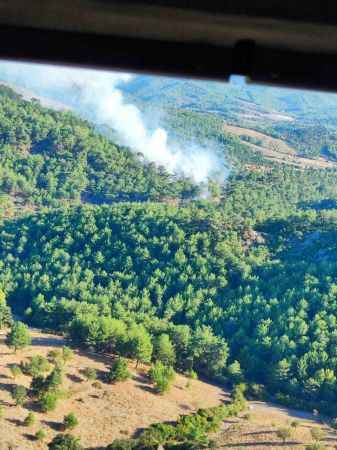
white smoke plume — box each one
[0,61,224,183]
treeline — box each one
[68,316,228,379]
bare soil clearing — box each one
[0,329,226,449]
[213,399,337,449]
[216,416,337,449]
[224,123,337,169]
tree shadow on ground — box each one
[24,399,41,413]
[132,372,150,384]
[6,417,23,426]
[325,435,337,442]
[76,348,115,366]
[0,400,13,407]
[89,393,100,399]
[67,373,82,383]
[135,383,156,394]
[22,433,36,442]
[96,369,108,382]
[0,372,11,380]
[41,419,62,431]
[0,382,13,393]
[243,430,275,436]
[223,419,239,425]
[179,403,193,411]
[31,335,65,347]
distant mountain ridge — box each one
[120,75,337,124]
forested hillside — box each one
[121,75,337,122]
[1,78,337,423]
[0,85,197,213]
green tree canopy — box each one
[6,321,31,353]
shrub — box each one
[305,444,326,450]
[247,383,266,400]
[39,391,59,412]
[48,433,83,450]
[106,358,130,383]
[227,360,244,383]
[0,290,12,329]
[48,349,61,361]
[186,369,198,380]
[30,375,47,399]
[82,367,97,381]
[63,412,78,430]
[62,346,74,362]
[138,422,176,447]
[9,365,22,379]
[21,355,50,377]
[310,427,325,442]
[24,412,35,426]
[291,420,300,428]
[231,384,247,412]
[31,364,63,397]
[149,361,175,394]
[276,427,292,444]
[154,333,176,366]
[92,381,102,389]
[48,349,63,366]
[11,385,27,406]
[35,429,47,442]
[45,365,63,391]
[185,369,197,388]
[106,439,137,450]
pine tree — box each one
[154,334,176,366]
[0,290,12,329]
[106,358,130,383]
[6,321,31,353]
[127,324,153,367]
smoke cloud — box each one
[0,61,224,183]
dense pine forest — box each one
[2,79,337,424]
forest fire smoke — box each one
[0,61,224,183]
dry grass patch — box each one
[0,329,225,449]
